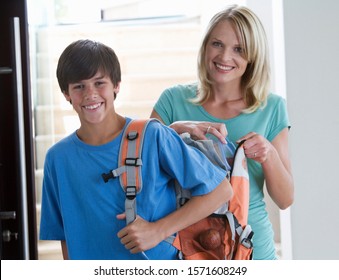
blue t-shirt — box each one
[39,118,226,260]
[154,83,290,260]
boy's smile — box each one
[83,102,103,110]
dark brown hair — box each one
[56,39,121,94]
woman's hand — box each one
[237,132,272,163]
[150,110,227,143]
[170,121,227,143]
[237,129,294,209]
[117,214,163,254]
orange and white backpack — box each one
[102,119,253,260]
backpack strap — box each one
[102,118,155,225]
[229,141,250,226]
[228,141,253,259]
[119,120,148,224]
[119,119,154,225]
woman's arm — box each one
[150,109,164,123]
[150,109,227,143]
[237,128,294,209]
[117,178,233,253]
[263,129,294,209]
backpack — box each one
[101,118,254,260]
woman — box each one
[150,5,294,260]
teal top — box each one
[154,83,290,260]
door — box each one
[0,0,37,259]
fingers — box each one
[117,219,142,253]
[236,132,257,144]
[119,234,142,253]
[117,216,154,254]
[119,232,138,250]
[237,132,270,163]
[202,123,228,144]
[170,121,228,143]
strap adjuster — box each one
[126,186,137,199]
[125,157,141,166]
[241,238,253,249]
[241,231,254,248]
[127,131,138,140]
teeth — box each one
[84,103,101,110]
[216,63,233,71]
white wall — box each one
[283,0,339,259]
[247,0,289,258]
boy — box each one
[39,39,233,260]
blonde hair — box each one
[193,5,270,113]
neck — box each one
[222,96,244,103]
[77,114,126,145]
[211,83,244,103]
[209,91,244,105]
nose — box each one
[220,47,233,61]
[84,84,98,99]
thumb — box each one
[116,213,126,220]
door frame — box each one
[0,0,37,260]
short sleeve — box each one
[267,96,290,142]
[153,88,175,125]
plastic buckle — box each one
[241,238,253,249]
[126,186,137,200]
[241,231,254,249]
[101,170,116,183]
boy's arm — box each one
[61,240,69,260]
[117,177,232,254]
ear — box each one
[113,82,120,94]
[113,82,121,100]
[63,91,72,104]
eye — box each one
[72,84,84,90]
[212,41,223,48]
[234,46,243,53]
[95,80,106,87]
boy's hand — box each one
[117,214,162,253]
